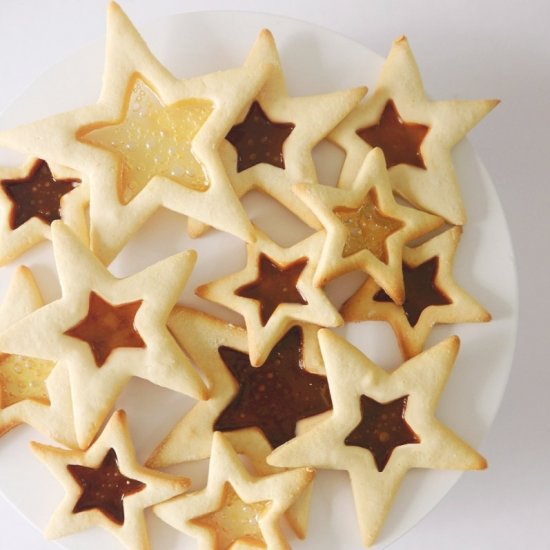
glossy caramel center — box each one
[64,292,145,367]
[78,76,213,204]
[1,160,79,229]
[374,257,451,326]
[226,101,295,172]
[214,327,332,449]
[356,100,429,169]
[344,394,420,471]
[67,448,145,525]
[236,254,308,326]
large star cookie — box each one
[188,28,367,236]
[196,228,342,366]
[341,226,491,357]
[154,431,314,550]
[330,35,498,224]
[269,330,487,546]
[294,147,443,303]
[147,306,326,538]
[0,221,205,448]
[31,410,190,550]
[0,2,272,263]
[0,267,76,447]
[0,157,88,266]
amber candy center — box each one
[64,292,145,367]
[334,190,404,261]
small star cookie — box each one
[148,306,325,538]
[0,221,206,448]
[31,410,190,550]
[188,28,367,236]
[294,147,443,303]
[0,2,272,263]
[0,157,88,266]
[330,35,499,224]
[268,330,487,547]
[153,431,314,550]
[196,228,342,366]
[0,266,77,447]
[341,226,491,357]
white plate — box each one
[0,11,517,550]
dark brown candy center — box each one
[236,254,308,326]
[1,159,80,229]
[214,327,332,449]
[225,101,295,172]
[374,256,451,326]
[356,100,429,169]
[344,394,420,471]
[67,448,146,525]
[64,291,145,367]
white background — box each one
[0,0,548,549]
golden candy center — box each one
[78,76,213,204]
[192,483,270,549]
[334,191,404,261]
[0,353,54,408]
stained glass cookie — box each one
[0,266,77,447]
[147,306,329,538]
[330,35,499,224]
[31,410,190,550]
[154,431,314,550]
[294,147,443,303]
[187,28,367,236]
[268,330,487,547]
[0,2,273,264]
[0,221,206,448]
[196,228,342,366]
[341,226,491,358]
[0,157,88,266]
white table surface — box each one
[0,1,548,549]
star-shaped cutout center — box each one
[64,291,145,367]
[344,394,420,472]
[374,257,451,326]
[214,327,332,449]
[333,189,405,261]
[1,159,80,230]
[0,353,54,408]
[78,76,213,205]
[356,100,429,169]
[225,101,295,172]
[190,482,270,549]
[67,447,146,526]
[236,253,308,326]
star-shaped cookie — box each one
[0,221,206,448]
[0,2,272,264]
[147,306,325,538]
[0,266,77,447]
[153,431,314,550]
[341,226,491,358]
[0,157,88,266]
[187,28,367,236]
[330,35,499,224]
[294,147,443,303]
[31,410,190,550]
[196,228,342,366]
[268,330,487,547]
